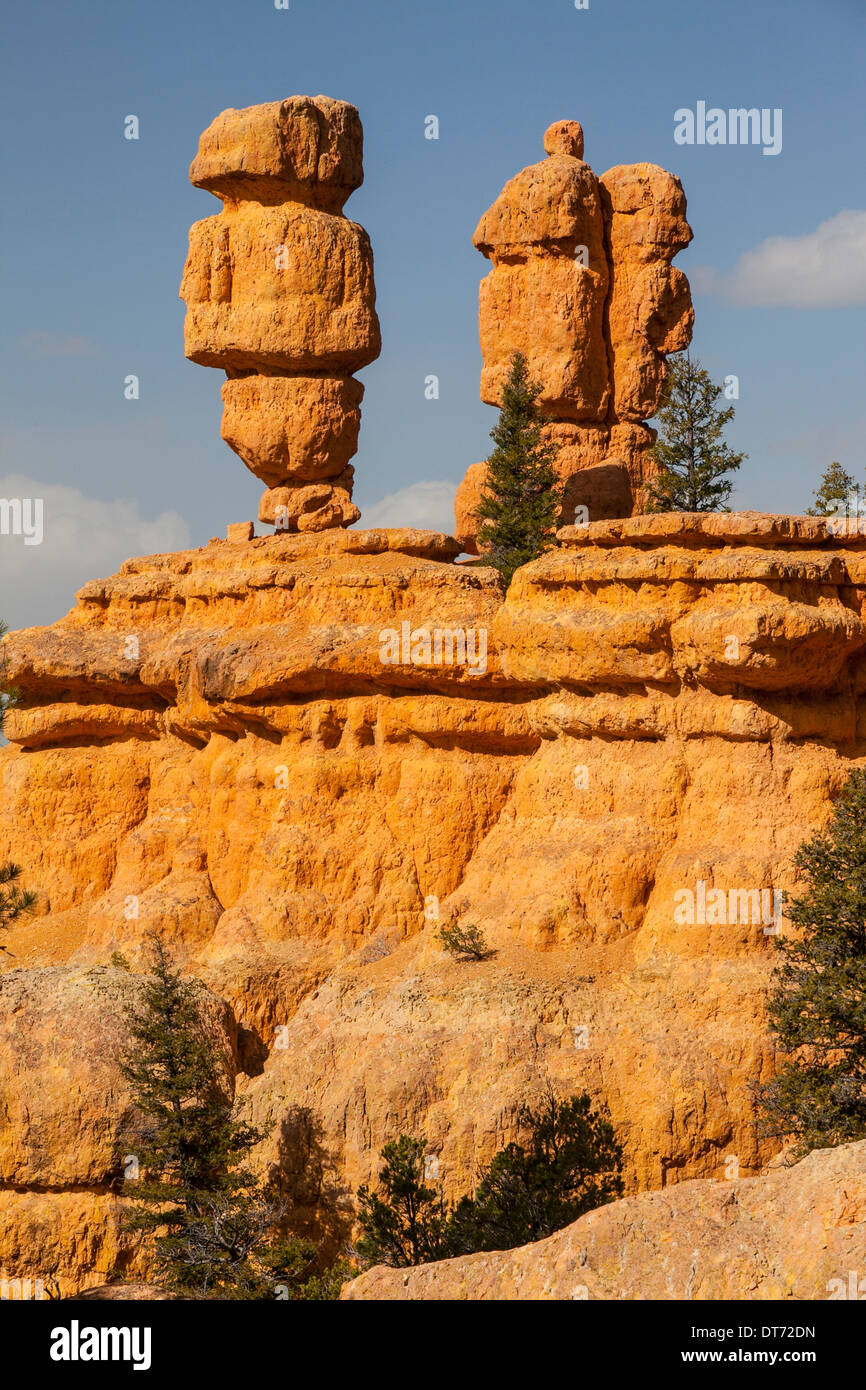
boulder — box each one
[189,96,364,212]
[220,376,364,488]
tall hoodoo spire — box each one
[180,96,381,535]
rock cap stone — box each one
[189,96,363,211]
[543,119,584,160]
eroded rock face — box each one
[188,95,364,212]
[457,122,693,551]
[1,514,865,1290]
[220,377,364,488]
[473,131,609,421]
[600,163,694,421]
[179,97,380,533]
[343,1139,866,1300]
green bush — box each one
[436,922,491,960]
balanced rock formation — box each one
[455,122,693,550]
[2,513,866,1290]
[344,1138,866,1300]
[179,97,381,534]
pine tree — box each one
[0,621,36,938]
[758,770,866,1157]
[356,1137,448,1267]
[806,461,857,517]
[0,863,36,934]
[475,352,562,586]
[118,934,340,1297]
[645,352,746,512]
[445,1093,623,1255]
[356,1094,623,1267]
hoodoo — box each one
[179,96,381,535]
[455,121,694,549]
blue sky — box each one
[1,0,864,629]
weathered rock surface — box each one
[189,96,364,212]
[343,1139,866,1300]
[477,256,610,421]
[257,479,360,532]
[458,122,693,551]
[69,1278,186,1301]
[0,1192,142,1298]
[454,423,660,547]
[221,377,364,487]
[2,514,865,1290]
[0,966,235,1190]
[600,163,694,421]
[473,129,609,421]
[71,1282,183,1300]
[179,97,380,532]
[181,205,379,374]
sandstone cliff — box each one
[1,513,865,1290]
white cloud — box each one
[17,331,98,358]
[0,474,190,631]
[359,479,458,534]
[693,210,866,307]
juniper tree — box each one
[475,351,562,586]
[436,922,491,960]
[118,934,341,1297]
[758,770,866,1157]
[645,352,746,512]
[0,863,36,934]
[806,461,857,518]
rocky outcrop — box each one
[70,1282,183,1300]
[473,120,610,422]
[179,97,380,534]
[2,513,865,1289]
[455,122,693,551]
[71,1282,183,1300]
[343,1139,866,1300]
